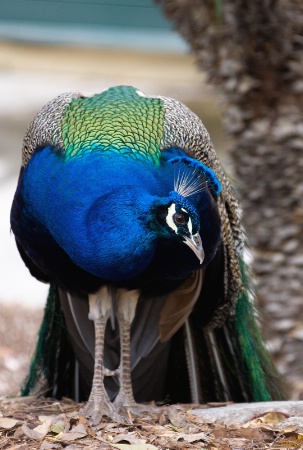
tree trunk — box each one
[157,0,303,397]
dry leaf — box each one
[13,425,25,439]
[276,438,301,448]
[3,445,28,450]
[262,412,288,425]
[168,410,187,429]
[38,415,56,423]
[40,441,61,449]
[111,445,158,450]
[221,437,249,448]
[51,414,70,434]
[50,420,66,434]
[186,410,210,424]
[242,412,288,428]
[158,413,167,426]
[96,421,116,431]
[177,432,212,443]
[33,418,53,438]
[0,418,19,429]
[277,424,298,433]
[112,433,144,445]
[58,423,87,441]
[22,422,45,441]
[140,424,160,434]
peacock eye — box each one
[173,212,188,226]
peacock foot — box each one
[80,391,124,425]
[113,392,160,419]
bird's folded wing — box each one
[159,269,204,343]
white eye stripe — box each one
[166,204,192,234]
[188,217,193,234]
[181,207,192,233]
[166,204,178,234]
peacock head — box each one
[77,151,221,281]
[150,191,204,265]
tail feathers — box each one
[22,260,285,404]
[189,258,286,403]
[232,259,286,401]
[21,284,75,398]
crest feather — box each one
[174,163,209,198]
[167,153,222,198]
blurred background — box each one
[0,0,228,395]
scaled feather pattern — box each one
[11,86,283,422]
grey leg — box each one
[80,286,121,425]
[114,289,139,411]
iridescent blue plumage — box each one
[11,86,284,424]
[12,144,221,289]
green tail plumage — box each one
[166,246,285,403]
[232,258,285,401]
[21,284,75,398]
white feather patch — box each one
[166,203,178,234]
[188,217,193,235]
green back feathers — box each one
[61,86,164,164]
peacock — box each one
[11,85,284,424]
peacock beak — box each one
[182,232,204,264]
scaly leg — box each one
[113,289,139,411]
[80,286,121,425]
[113,289,158,417]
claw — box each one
[80,390,122,425]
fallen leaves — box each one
[22,422,47,441]
[2,398,303,449]
[239,410,303,449]
[0,418,20,429]
[242,411,289,428]
[112,445,157,450]
[56,423,87,441]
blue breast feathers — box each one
[14,145,221,284]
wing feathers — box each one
[159,270,204,342]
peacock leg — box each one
[80,286,121,425]
[113,289,140,412]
